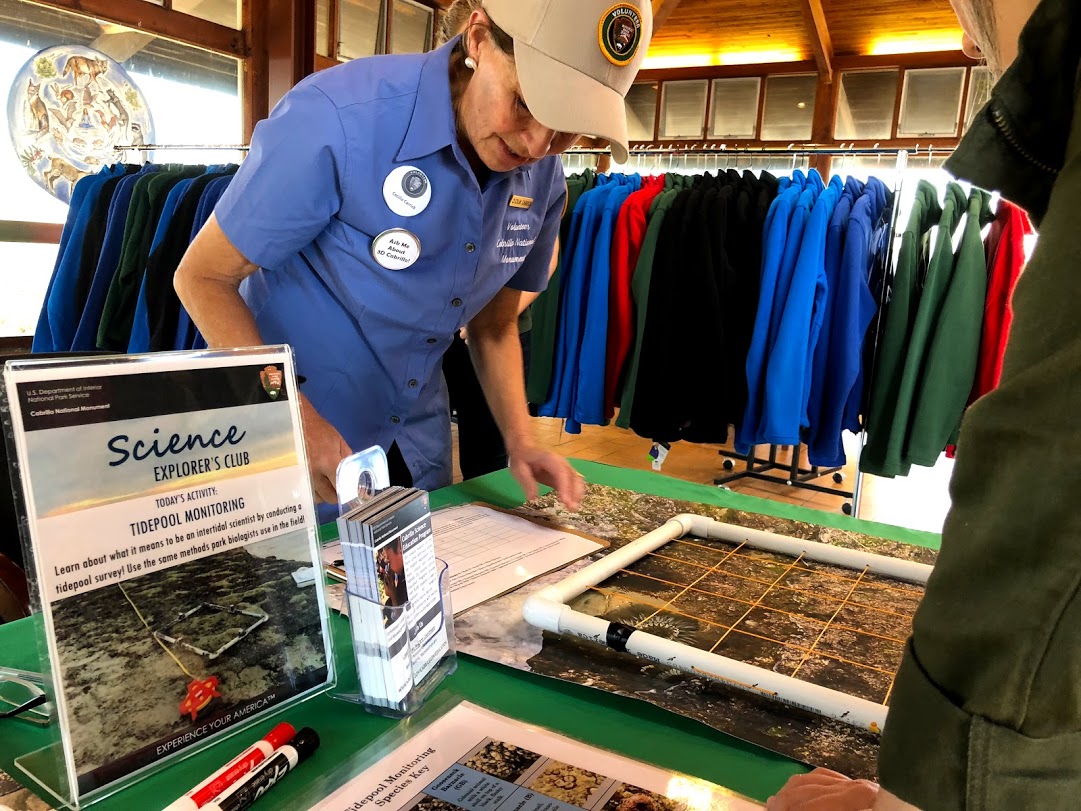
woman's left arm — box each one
[467,286,584,511]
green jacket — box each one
[878,0,1081,808]
[907,188,994,464]
[860,180,941,477]
[615,188,678,428]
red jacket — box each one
[971,200,1033,402]
[604,175,666,419]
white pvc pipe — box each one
[698,519,932,585]
[521,514,931,733]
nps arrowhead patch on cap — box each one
[598,4,643,67]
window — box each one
[1,0,241,220]
[0,243,57,335]
[625,82,657,141]
[317,0,332,57]
[660,80,707,139]
[709,77,759,139]
[761,74,816,141]
[964,66,993,133]
[0,0,242,334]
[898,67,966,138]
[340,0,384,59]
[171,0,240,29]
[835,70,898,140]
[391,0,433,54]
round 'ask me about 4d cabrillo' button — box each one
[371,228,421,270]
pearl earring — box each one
[465,56,477,70]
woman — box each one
[175,0,651,516]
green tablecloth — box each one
[0,460,939,810]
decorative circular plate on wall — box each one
[6,44,155,204]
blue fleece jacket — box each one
[573,175,640,429]
[735,182,802,454]
[806,176,865,443]
[70,166,159,352]
[807,177,888,467]
[33,166,127,352]
[539,175,631,431]
[126,178,195,353]
[759,175,843,445]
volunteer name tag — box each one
[383,166,432,217]
[371,229,421,270]
[509,195,533,210]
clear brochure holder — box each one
[328,446,456,718]
[1,347,336,810]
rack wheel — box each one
[723,459,735,471]
[718,484,731,491]
[842,502,853,516]
[833,472,845,484]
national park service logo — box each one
[260,365,283,400]
[599,5,642,66]
[401,169,428,199]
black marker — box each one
[202,727,320,811]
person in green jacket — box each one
[768,0,1081,809]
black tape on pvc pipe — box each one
[605,622,636,653]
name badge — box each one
[383,166,432,217]
[371,229,421,270]
[509,195,533,210]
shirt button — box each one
[426,337,437,344]
[465,243,476,253]
[391,416,401,424]
[451,298,463,307]
[408,379,418,389]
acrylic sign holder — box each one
[329,446,456,718]
[2,347,335,810]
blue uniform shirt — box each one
[214,39,566,498]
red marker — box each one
[163,722,296,811]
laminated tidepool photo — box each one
[2,348,332,803]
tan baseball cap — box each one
[482,0,652,164]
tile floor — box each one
[452,418,953,535]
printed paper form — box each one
[430,505,605,614]
[324,505,605,615]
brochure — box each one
[3,349,331,799]
[308,702,763,811]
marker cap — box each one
[290,728,320,762]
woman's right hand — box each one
[299,393,353,504]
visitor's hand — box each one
[299,394,352,505]
[508,445,585,511]
[767,769,880,811]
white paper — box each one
[326,506,604,615]
[431,505,604,614]
[308,702,762,811]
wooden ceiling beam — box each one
[651,0,683,34]
[800,0,833,82]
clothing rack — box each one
[559,145,910,516]
[564,145,937,157]
[709,149,910,515]
[112,144,251,152]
